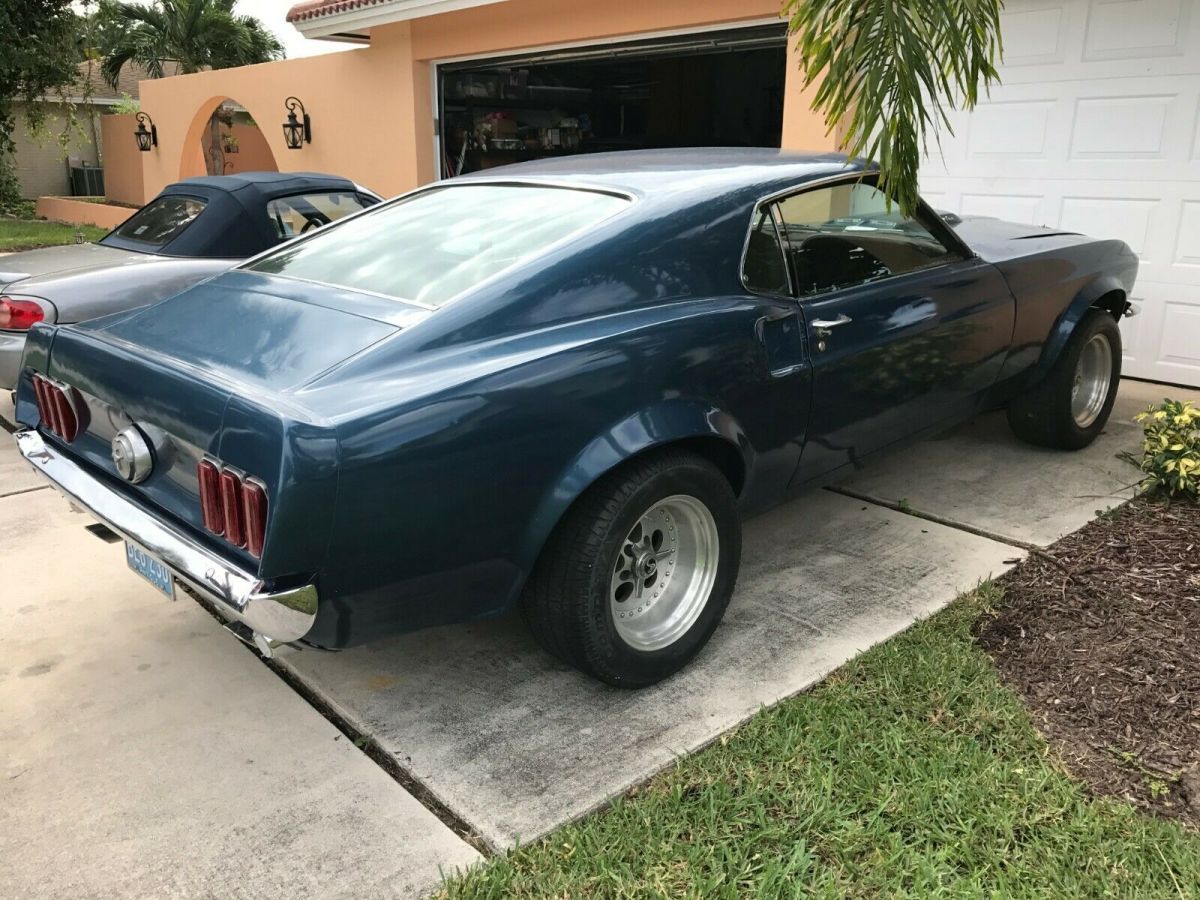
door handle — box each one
[811,314,852,338]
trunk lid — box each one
[29,270,409,573]
[93,270,405,392]
[0,243,151,290]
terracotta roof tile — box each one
[286,0,392,23]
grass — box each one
[441,585,1200,898]
[0,218,108,252]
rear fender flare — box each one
[513,400,750,595]
[1031,275,1128,384]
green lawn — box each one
[442,585,1200,898]
[0,218,108,252]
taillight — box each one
[241,480,268,558]
[31,373,85,442]
[0,296,45,331]
[197,460,224,535]
[219,469,246,548]
[198,459,268,559]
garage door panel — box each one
[1058,196,1158,255]
[1004,4,1072,66]
[1160,298,1200,371]
[1176,201,1200,265]
[960,193,1044,224]
[1084,0,1191,60]
[1070,94,1174,159]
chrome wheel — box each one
[1071,332,1113,428]
[609,494,719,652]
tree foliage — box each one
[0,0,83,207]
[784,0,1004,215]
[98,0,285,88]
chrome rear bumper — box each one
[14,429,317,645]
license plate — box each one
[125,542,175,599]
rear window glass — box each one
[247,184,630,308]
[112,196,207,246]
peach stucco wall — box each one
[100,114,147,206]
[136,1,834,200]
[36,197,132,230]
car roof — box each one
[453,148,872,198]
[162,171,359,201]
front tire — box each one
[521,449,741,687]
[1007,309,1122,450]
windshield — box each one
[107,195,207,247]
[246,184,630,308]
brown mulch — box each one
[976,496,1200,825]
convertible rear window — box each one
[110,195,207,247]
[246,184,630,308]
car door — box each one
[771,176,1015,484]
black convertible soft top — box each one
[100,171,368,258]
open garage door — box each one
[436,24,787,178]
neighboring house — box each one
[128,0,1196,388]
[10,61,176,200]
[919,0,1198,388]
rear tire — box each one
[1007,308,1122,450]
[521,449,741,687]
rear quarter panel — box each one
[301,298,811,649]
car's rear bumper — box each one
[0,330,26,391]
[14,428,318,646]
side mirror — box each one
[938,210,963,227]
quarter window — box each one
[772,181,961,297]
[741,207,790,295]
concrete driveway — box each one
[0,379,1170,892]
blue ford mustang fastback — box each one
[13,150,1137,686]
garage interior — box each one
[438,25,787,177]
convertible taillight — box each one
[0,296,44,331]
[198,459,268,558]
[31,373,85,442]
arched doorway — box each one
[181,97,277,179]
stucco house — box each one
[10,62,170,200]
[109,0,1198,387]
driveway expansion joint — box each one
[178,581,495,857]
[826,484,1036,553]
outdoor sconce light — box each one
[133,112,157,152]
[282,97,311,149]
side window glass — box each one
[266,191,368,240]
[775,181,960,297]
[741,207,790,295]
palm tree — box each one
[785,0,1004,215]
[98,0,284,88]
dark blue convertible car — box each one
[13,150,1137,686]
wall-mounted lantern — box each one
[133,112,157,152]
[282,97,311,149]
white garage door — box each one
[920,0,1200,388]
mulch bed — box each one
[976,496,1200,826]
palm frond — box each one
[784,0,1004,215]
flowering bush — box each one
[1135,399,1200,500]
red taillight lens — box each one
[31,373,84,442]
[197,460,224,535]
[241,480,268,558]
[0,297,45,331]
[197,459,268,558]
[219,468,246,548]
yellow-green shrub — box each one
[1135,399,1200,500]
